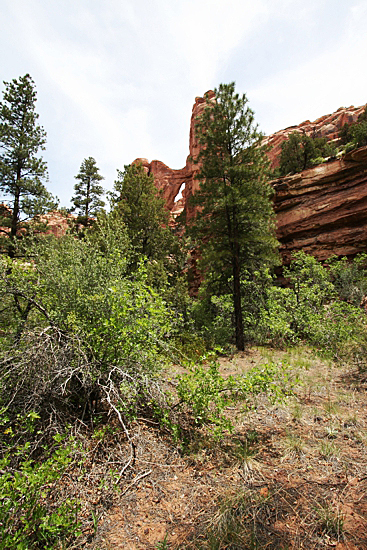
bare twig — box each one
[120,469,152,497]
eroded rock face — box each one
[133,93,367,262]
[273,145,367,263]
[38,211,76,236]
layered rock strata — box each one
[273,145,367,263]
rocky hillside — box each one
[133,93,367,262]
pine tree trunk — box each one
[232,247,245,351]
[9,184,20,258]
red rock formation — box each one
[132,91,215,220]
[264,104,366,170]
[0,207,75,238]
[133,92,367,263]
[273,145,367,263]
[38,211,76,237]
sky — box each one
[1,0,367,208]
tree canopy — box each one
[111,162,181,264]
[188,82,279,350]
[278,132,336,176]
[0,74,57,255]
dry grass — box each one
[58,346,367,549]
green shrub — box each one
[159,357,296,441]
[0,436,80,549]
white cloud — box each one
[163,0,269,90]
[249,2,367,134]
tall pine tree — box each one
[0,74,57,256]
[189,83,279,350]
[71,157,105,222]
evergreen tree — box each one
[339,106,367,148]
[279,132,315,175]
[0,74,58,256]
[189,83,279,350]
[112,163,173,261]
[111,163,185,295]
[71,157,105,221]
[279,132,336,176]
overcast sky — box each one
[1,0,367,207]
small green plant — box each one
[325,425,339,439]
[315,502,344,539]
[283,433,305,458]
[323,401,340,417]
[319,441,340,460]
[156,533,170,549]
[175,359,235,438]
[291,403,304,422]
[170,359,295,441]
[91,508,100,537]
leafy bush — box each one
[158,356,296,441]
[0,435,80,549]
[254,252,367,366]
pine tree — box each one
[0,74,58,256]
[71,157,105,221]
[111,163,185,291]
[112,163,172,260]
[189,83,279,350]
[278,132,335,176]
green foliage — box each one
[190,286,235,350]
[257,286,298,346]
[279,132,336,176]
[163,357,295,441]
[110,163,187,309]
[2,225,173,376]
[338,106,367,150]
[71,156,105,221]
[111,163,172,261]
[0,435,80,549]
[189,82,279,350]
[250,251,367,366]
[176,360,235,436]
[327,253,367,305]
[0,74,58,255]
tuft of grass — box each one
[323,400,340,417]
[319,441,340,460]
[291,403,304,422]
[315,501,344,539]
[156,534,170,549]
[282,433,305,458]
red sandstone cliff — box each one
[273,145,367,262]
[133,94,367,263]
